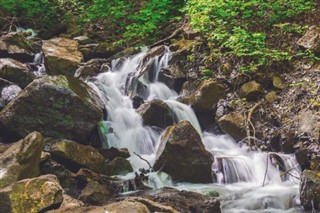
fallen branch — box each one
[149,27,183,48]
[245,102,262,150]
[134,152,153,172]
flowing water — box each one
[89,46,304,213]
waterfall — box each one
[89,46,303,212]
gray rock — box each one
[0,75,103,143]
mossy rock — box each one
[105,157,133,176]
[78,181,111,205]
[0,132,43,189]
[300,170,320,210]
[218,112,246,142]
[240,81,263,101]
[0,174,63,213]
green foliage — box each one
[185,0,316,71]
[0,0,62,29]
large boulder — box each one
[0,132,43,189]
[78,42,120,61]
[154,120,213,183]
[297,26,320,54]
[49,140,109,174]
[0,75,103,143]
[0,32,37,62]
[0,78,21,110]
[0,174,63,213]
[186,78,225,112]
[300,170,320,210]
[42,37,83,76]
[149,188,221,213]
[217,112,246,142]
[239,81,263,101]
[0,58,33,88]
[137,99,174,129]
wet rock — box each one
[239,81,263,101]
[300,170,320,210]
[50,140,108,174]
[0,58,33,88]
[0,132,43,189]
[137,99,174,129]
[132,95,144,109]
[42,37,83,76]
[218,112,246,142]
[78,181,111,205]
[74,58,108,78]
[297,26,320,54]
[0,32,37,62]
[295,147,309,171]
[0,174,63,213]
[158,65,186,93]
[79,42,120,61]
[154,120,213,183]
[187,78,225,112]
[105,157,133,176]
[0,75,103,143]
[99,147,130,161]
[149,188,221,213]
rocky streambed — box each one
[0,24,319,213]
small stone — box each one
[240,81,263,101]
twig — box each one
[262,152,269,187]
[134,152,153,171]
[245,102,262,150]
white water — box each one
[90,46,303,212]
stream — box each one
[87,47,304,213]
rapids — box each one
[88,46,304,213]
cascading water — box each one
[89,46,304,212]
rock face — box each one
[300,170,320,210]
[186,79,225,111]
[218,112,246,142]
[137,99,174,129]
[154,120,213,183]
[42,37,83,76]
[0,58,33,88]
[0,75,103,143]
[297,26,320,54]
[0,174,63,213]
[239,81,263,101]
[149,188,221,213]
[0,32,36,62]
[50,140,108,174]
[0,132,43,189]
